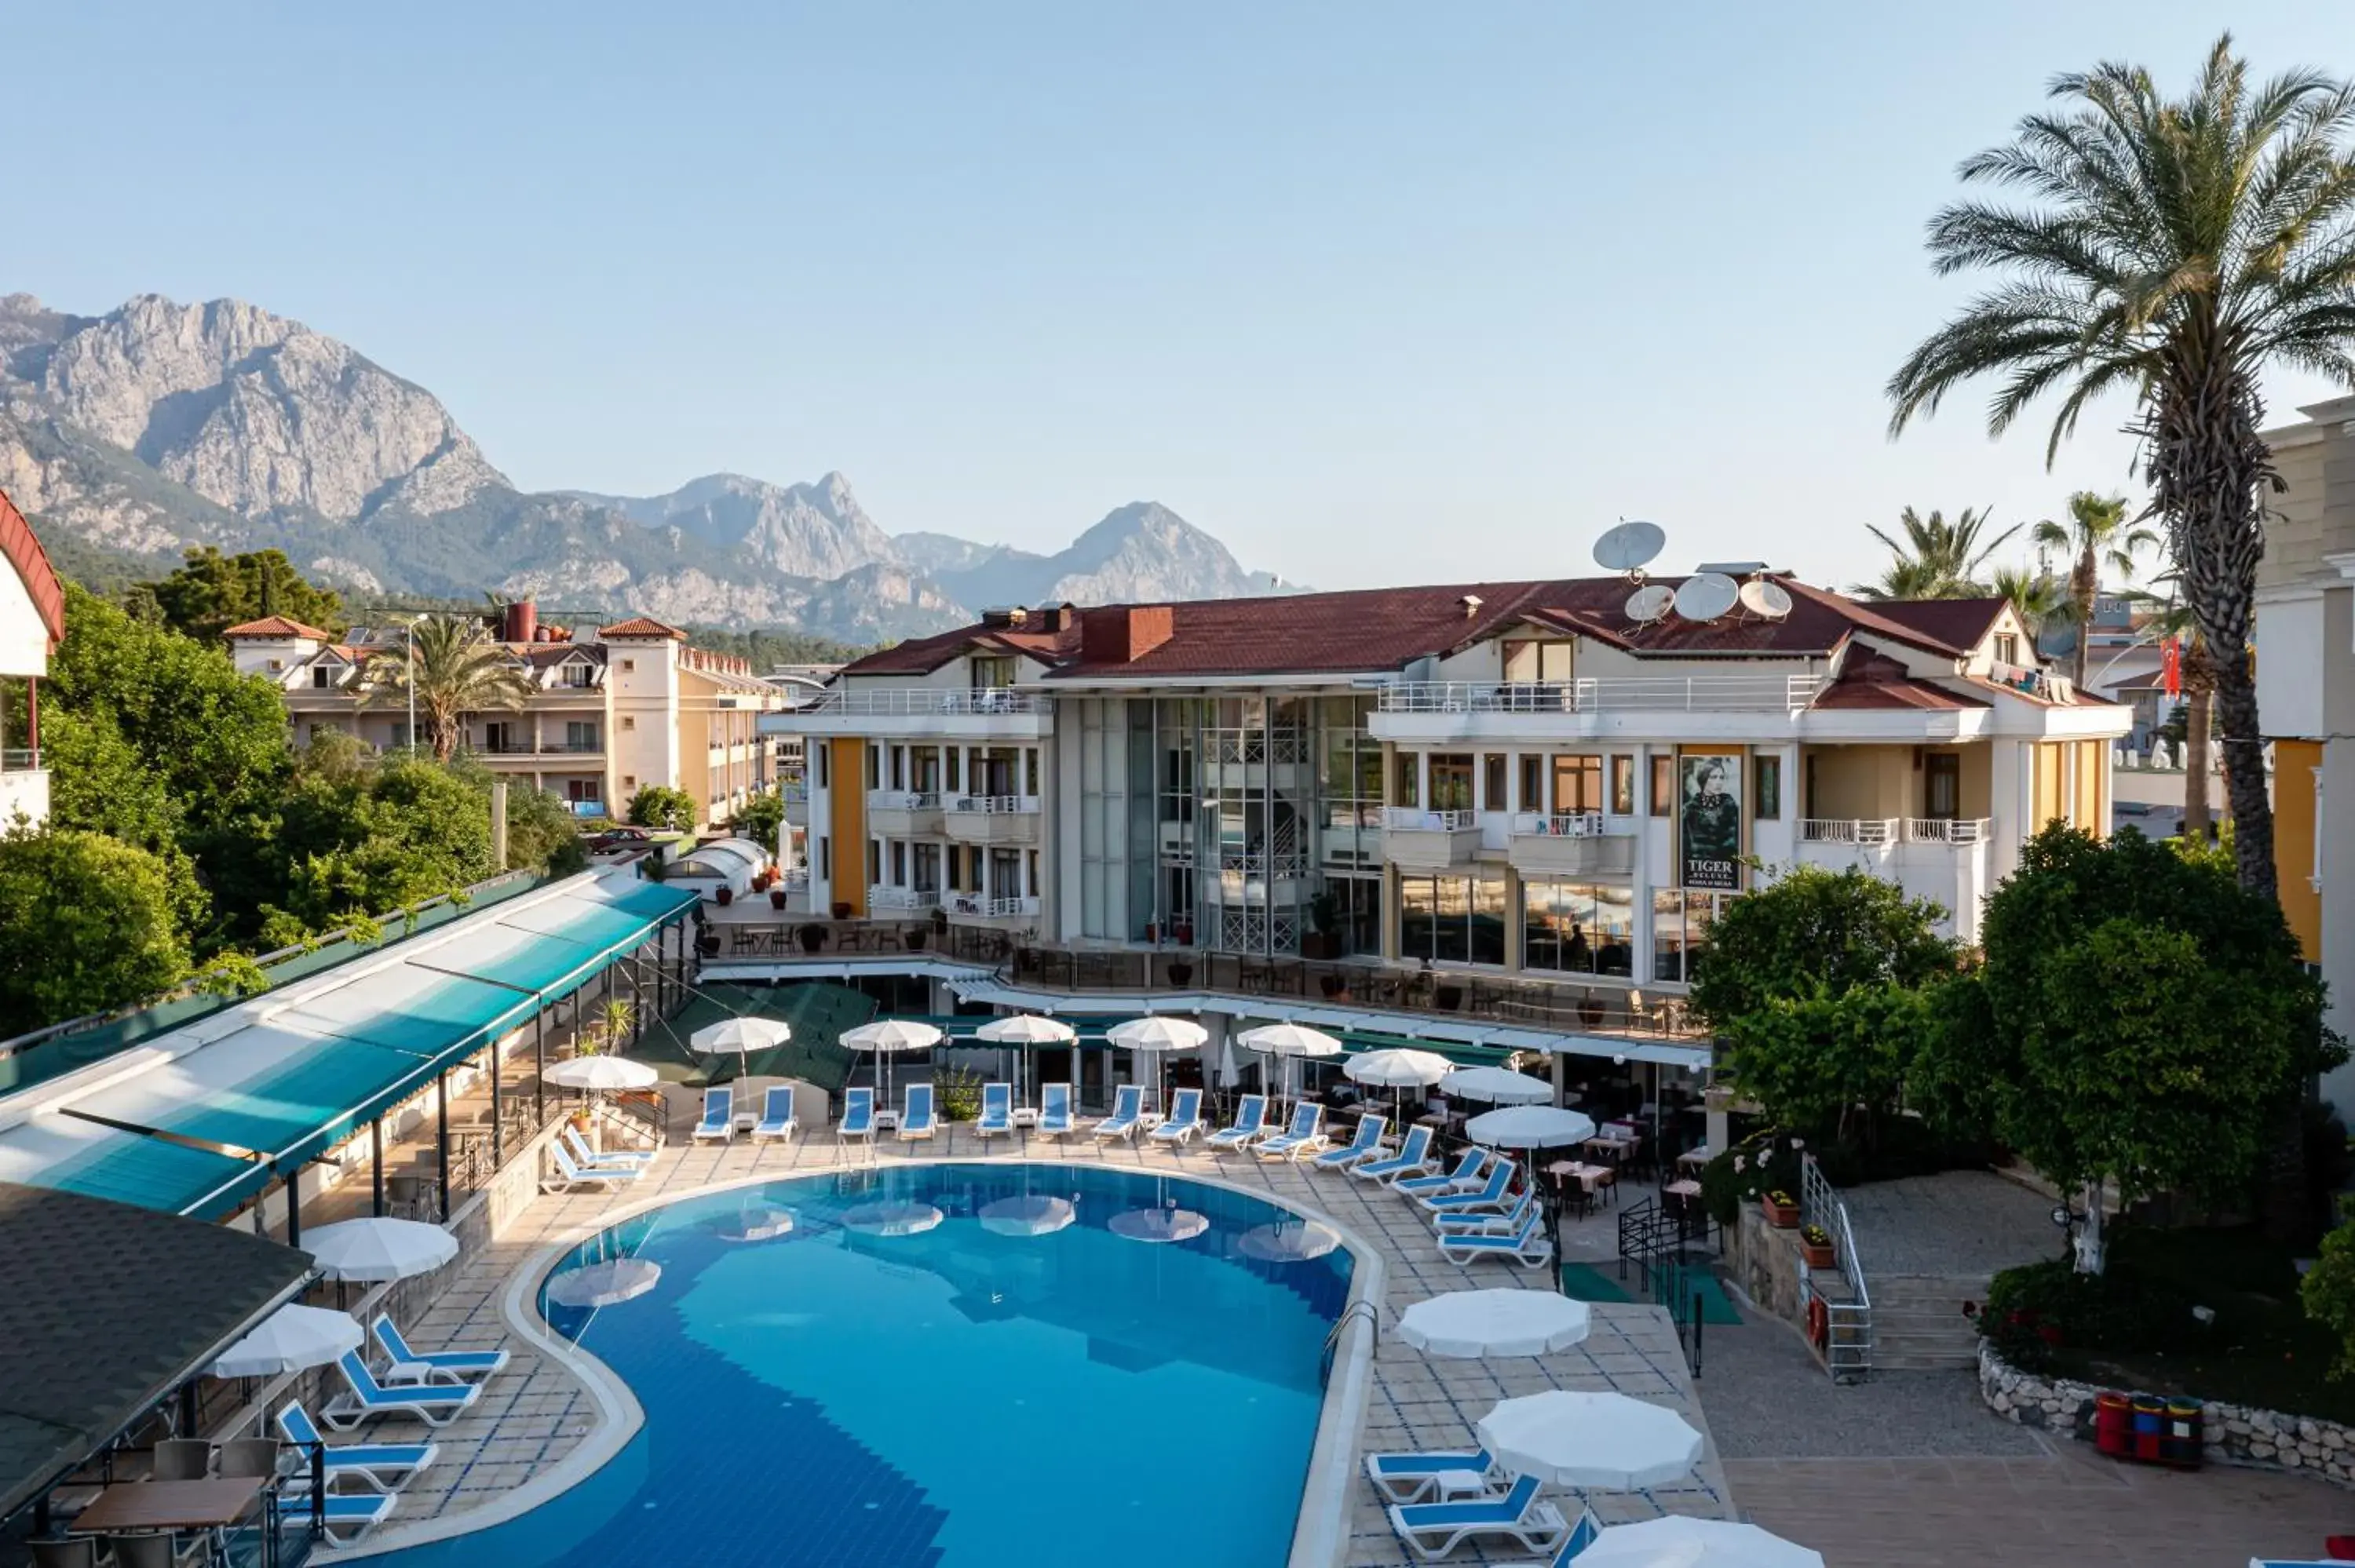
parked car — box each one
[584,826,652,853]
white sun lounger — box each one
[1435,1187,1539,1238]
[1363,1442,1502,1504]
[1259,1103,1328,1161]
[976,1082,1016,1140]
[692,1086,734,1143]
[1036,1083,1077,1140]
[371,1315,508,1385]
[1313,1113,1387,1170]
[320,1351,482,1431]
[1436,1210,1555,1270]
[560,1125,651,1170]
[1205,1095,1268,1151]
[1353,1123,1436,1184]
[1092,1084,1146,1142]
[898,1082,937,1141]
[545,1140,645,1193]
[276,1402,436,1493]
[752,1085,798,1143]
[1148,1088,1206,1146]
[838,1086,876,1143]
[1388,1472,1566,1561]
[1396,1147,1490,1199]
[1418,1161,1517,1215]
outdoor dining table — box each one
[1583,1132,1638,1161]
[72,1476,267,1548]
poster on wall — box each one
[1678,753,1743,891]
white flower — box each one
[1732,1155,1746,1174]
[1789,1137,1806,1150]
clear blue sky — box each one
[10,3,2355,590]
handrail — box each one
[1903,816,1989,844]
[1320,1298,1380,1387]
[868,789,942,811]
[801,688,1053,717]
[1798,818,1898,846]
[1511,811,1605,838]
[1382,807,1476,831]
[947,793,1040,814]
[0,747,40,771]
[1378,674,1823,714]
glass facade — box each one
[1522,879,1635,976]
[1399,873,1509,965]
[1652,889,1733,983]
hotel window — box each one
[1993,633,2019,665]
[566,721,598,751]
[1552,753,1603,815]
[1397,873,1509,966]
[1025,748,1041,797]
[619,658,635,672]
[1481,754,1506,812]
[1521,881,1635,976]
[1753,755,1782,819]
[911,842,941,895]
[1649,755,1674,816]
[1429,753,1475,812]
[311,665,331,687]
[1518,754,1543,815]
[1652,890,1733,983]
[866,745,881,789]
[1610,755,1635,815]
[816,747,829,788]
[561,662,592,687]
[1393,751,1421,808]
[267,658,283,673]
[972,655,1017,690]
[1027,849,1040,896]
[945,749,962,792]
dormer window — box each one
[312,666,332,688]
[1993,633,2020,665]
[561,662,593,688]
[266,658,283,673]
[972,655,1017,691]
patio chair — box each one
[371,1315,509,1385]
[838,1086,876,1143]
[1436,1209,1554,1271]
[1363,1444,1503,1504]
[1091,1084,1146,1143]
[1353,1123,1436,1184]
[1435,1187,1539,1238]
[276,1402,438,1493]
[320,1351,481,1431]
[1258,1103,1328,1161]
[897,1083,937,1141]
[561,1124,652,1170]
[1396,1147,1491,1199]
[1312,1113,1387,1171]
[752,1085,799,1143]
[1417,1160,1517,1215]
[1387,1472,1566,1562]
[692,1086,734,1143]
[545,1140,645,1193]
[1148,1087,1206,1146]
[100,1537,173,1568]
[214,1439,283,1481]
[27,1543,97,1568]
[1204,1094,1268,1152]
[151,1438,211,1479]
[1035,1083,1076,1140]
[975,1082,1016,1140]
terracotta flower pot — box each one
[1762,1194,1800,1229]
[1800,1238,1837,1269]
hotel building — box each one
[0,490,63,829]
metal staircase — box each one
[1799,1154,1873,1380]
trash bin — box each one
[2130,1395,2166,1463]
[2163,1398,2203,1468]
[2094,1390,2132,1457]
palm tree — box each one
[1853,506,2019,598]
[2032,492,2160,687]
[1887,36,2355,903]
[359,614,535,761]
[1988,564,2072,644]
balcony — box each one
[1904,816,1989,844]
[1380,806,1484,870]
[868,884,943,912]
[1798,818,1899,847]
[1508,811,1637,877]
[946,892,1041,924]
[474,740,605,761]
[867,789,944,835]
[760,687,1053,741]
[1372,674,1824,742]
[0,749,49,827]
[944,793,1042,845]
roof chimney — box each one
[1081,605,1175,665]
[502,599,537,644]
[1461,594,1484,619]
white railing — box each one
[1510,811,1605,838]
[867,789,942,811]
[1382,807,1477,831]
[801,688,1053,717]
[779,782,808,804]
[950,892,1040,918]
[1378,674,1823,714]
[1904,817,1989,844]
[867,884,942,910]
[779,868,809,888]
[1799,818,1898,846]
[947,793,1041,815]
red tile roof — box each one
[222,614,334,640]
[0,490,65,650]
[1853,596,2008,656]
[1812,648,1989,711]
[597,617,687,640]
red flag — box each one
[2161,637,2182,698]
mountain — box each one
[0,290,1291,637]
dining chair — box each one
[104,1537,173,1568]
[215,1439,283,1481]
[152,1439,212,1480]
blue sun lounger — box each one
[1388,1472,1567,1561]
[1435,1187,1539,1238]
[1148,1087,1206,1146]
[839,1086,876,1143]
[1093,1084,1147,1142]
[1363,1443,1502,1504]
[1353,1123,1436,1184]
[753,1085,798,1143]
[1259,1103,1328,1161]
[320,1351,482,1431]
[1437,1209,1555,1270]
[1313,1113,1387,1170]
[1206,1094,1268,1151]
[898,1082,937,1141]
[1036,1083,1077,1139]
[312,1490,398,1544]
[692,1086,734,1143]
[1396,1147,1489,1199]
[1418,1160,1517,1215]
[276,1402,437,1493]
[976,1082,1017,1140]
[371,1315,509,1384]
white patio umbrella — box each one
[1465,1105,1597,1151]
[1236,1220,1342,1264]
[690,1016,791,1084]
[979,1194,1077,1237]
[1397,1289,1591,1358]
[839,1019,944,1103]
[1441,1065,1554,1105]
[1474,1390,1703,1490]
[1236,1023,1343,1115]
[305,1217,458,1283]
[1568,1518,1824,1568]
[976,1013,1075,1103]
[210,1304,363,1378]
[546,1257,662,1309]
[542,1055,660,1152]
[1345,1047,1453,1125]
[1107,1016,1209,1112]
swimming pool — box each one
[376,1163,1356,1568]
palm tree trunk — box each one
[2071,548,2096,689]
[2209,652,2276,902]
[2182,660,2212,844]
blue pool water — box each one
[378,1164,1353,1568]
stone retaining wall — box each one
[1978,1342,2355,1486]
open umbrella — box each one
[976,1013,1075,1104]
[1465,1106,1597,1151]
[1107,1016,1208,1114]
[305,1217,458,1283]
[1568,1518,1824,1568]
[1397,1289,1591,1358]
[1236,1023,1343,1115]
[691,1016,792,1085]
[543,1055,660,1152]
[1345,1047,1452,1125]
[545,1257,662,1309]
[1473,1390,1703,1490]
[210,1305,363,1378]
[1440,1065,1554,1105]
[839,1019,944,1103]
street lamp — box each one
[402,612,428,755]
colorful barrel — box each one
[2130,1395,2165,1463]
[2093,1391,2133,1457]
[2164,1398,2203,1467]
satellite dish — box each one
[1674,572,1740,623]
[1739,579,1793,621]
[1624,584,1674,625]
[1593,520,1667,574]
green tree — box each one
[2032,493,2160,687]
[2302,1215,2355,1378]
[626,784,697,832]
[1851,506,2019,599]
[140,546,346,644]
[1922,824,2341,1260]
[732,789,786,854]
[1888,37,2355,903]
[268,753,498,932]
[356,614,534,761]
[1722,982,1933,1147]
[0,826,190,1034]
[1988,564,2072,644]
[1688,864,1957,1030]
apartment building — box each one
[2256,394,2355,1110]
[0,490,63,829]
[765,571,2129,986]
[225,603,790,826]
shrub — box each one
[934,1066,984,1122]
[1980,1256,2210,1372]
[1700,1129,1805,1227]
[626,784,697,832]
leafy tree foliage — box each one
[1922,825,2340,1212]
[626,784,697,831]
[678,625,869,667]
[1851,506,2019,599]
[354,613,534,760]
[2303,1218,2355,1378]
[732,789,787,854]
[1722,983,1934,1147]
[0,826,189,1034]
[129,546,347,644]
[1689,863,1958,1030]
[2032,493,2159,687]
[265,752,498,936]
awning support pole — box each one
[371,1118,385,1217]
[534,1006,546,1129]
[284,1169,301,1248]
[436,1070,451,1223]
[491,1034,505,1170]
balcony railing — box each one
[868,789,942,811]
[1799,818,1899,845]
[947,793,1041,815]
[0,748,39,771]
[780,783,809,804]
[868,884,943,910]
[1904,817,1990,844]
[1383,807,1477,831]
[1512,811,1606,837]
[476,741,603,756]
[949,892,1040,918]
[801,689,1052,717]
[1378,675,1824,713]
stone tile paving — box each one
[352,1110,1736,1563]
[1838,1170,2057,1277]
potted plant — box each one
[1799,1223,1836,1269]
[906,924,929,951]
[1434,981,1465,1012]
[831,901,853,921]
[1302,892,1342,961]
[715,885,733,906]
[769,883,788,910]
[1762,1190,1800,1228]
[797,922,828,955]
[935,1066,983,1121]
[1166,953,1194,986]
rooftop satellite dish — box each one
[1674,571,1740,623]
[1739,579,1793,622]
[1624,584,1674,625]
[1593,520,1667,575]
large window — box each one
[972,655,1017,689]
[1324,873,1381,956]
[1429,754,1474,812]
[1652,889,1734,983]
[1522,881,1635,976]
[1611,755,1634,815]
[1482,754,1507,812]
[1393,750,1421,808]
[1754,754,1782,819]
[1649,755,1674,816]
[1399,873,1509,965]
[1553,753,1603,815]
